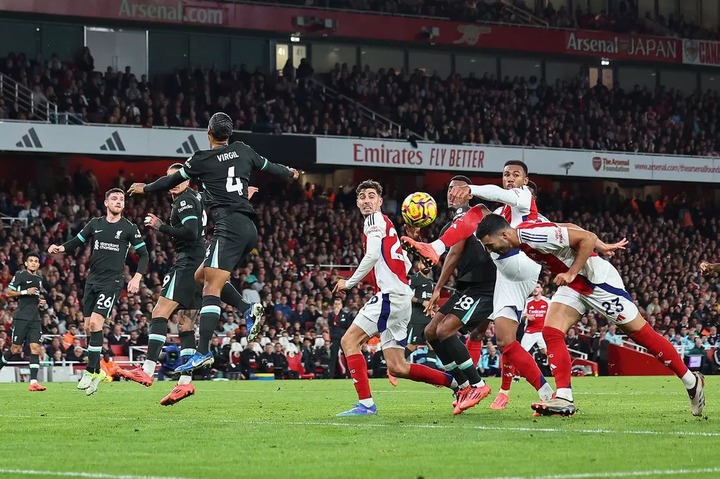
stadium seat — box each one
[110,345,126,356]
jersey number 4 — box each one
[225,166,244,196]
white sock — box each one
[30,379,38,385]
[142,360,157,377]
[681,370,696,389]
[359,398,374,408]
[498,389,509,395]
[458,380,470,390]
[539,383,555,401]
[471,379,486,388]
[556,387,573,402]
[178,375,192,385]
[450,378,459,389]
[430,240,446,256]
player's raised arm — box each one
[559,222,627,257]
[49,217,97,254]
[468,184,531,209]
[341,212,384,291]
[129,169,188,195]
[145,202,199,242]
[558,228,597,285]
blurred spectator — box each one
[328,297,352,379]
[479,344,500,377]
[604,324,624,346]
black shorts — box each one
[11,318,41,345]
[161,261,202,310]
[407,314,431,345]
[82,282,122,318]
[439,286,493,329]
[205,210,258,272]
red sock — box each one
[630,323,690,379]
[346,353,372,401]
[439,205,485,248]
[408,363,453,388]
[543,326,572,390]
[465,337,482,367]
[500,354,514,391]
[503,340,546,390]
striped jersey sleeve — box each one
[363,211,386,238]
[517,223,569,253]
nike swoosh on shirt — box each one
[26,281,33,284]
[94,230,103,233]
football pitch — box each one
[1,376,717,479]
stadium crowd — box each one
[1,49,718,156]
[0,170,718,380]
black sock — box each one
[179,330,196,375]
[429,338,468,387]
[440,336,483,386]
[0,350,12,370]
[147,317,168,362]
[87,331,104,374]
[30,354,40,380]
[221,282,252,314]
[198,296,221,354]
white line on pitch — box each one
[470,466,720,479]
[0,469,197,479]
[0,413,714,438]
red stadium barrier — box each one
[607,343,674,376]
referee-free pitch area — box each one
[0,376,716,479]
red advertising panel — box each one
[0,0,682,63]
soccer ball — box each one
[401,192,438,228]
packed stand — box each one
[1,171,719,378]
[323,65,720,156]
[4,49,719,156]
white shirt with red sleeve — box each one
[516,222,612,295]
[346,211,412,296]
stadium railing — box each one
[1,215,28,229]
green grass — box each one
[0,376,718,479]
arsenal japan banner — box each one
[0,0,683,64]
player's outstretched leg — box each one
[383,347,457,409]
[401,205,486,267]
[434,319,491,415]
[491,355,515,410]
[82,326,107,396]
[533,326,575,416]
[161,329,197,406]
[176,296,218,373]
[425,318,468,409]
[118,318,167,387]
[221,282,264,342]
[626,320,705,416]
[495,318,554,410]
[337,325,378,416]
